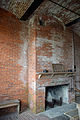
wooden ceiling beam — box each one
[65,17,80,27]
[20,0,44,21]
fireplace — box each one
[35,63,76,113]
[45,84,69,110]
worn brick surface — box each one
[0,8,80,114]
[34,15,75,113]
[74,33,80,90]
[27,15,77,113]
[0,8,28,111]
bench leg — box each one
[17,104,20,114]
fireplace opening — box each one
[45,84,69,110]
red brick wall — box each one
[0,8,78,113]
[36,15,73,72]
[27,15,75,113]
[74,33,80,89]
[0,8,28,111]
[35,15,75,113]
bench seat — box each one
[0,100,20,113]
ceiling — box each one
[71,22,80,36]
[0,0,34,18]
[36,0,80,24]
[0,0,80,36]
[35,0,80,36]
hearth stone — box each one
[50,115,70,120]
[38,103,77,119]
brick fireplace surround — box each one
[36,73,75,112]
[28,15,76,113]
[0,8,80,114]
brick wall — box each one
[35,15,75,113]
[74,33,80,93]
[27,15,75,113]
[36,15,73,72]
[0,8,79,113]
[0,8,28,111]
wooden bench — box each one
[0,99,20,114]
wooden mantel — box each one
[36,72,76,78]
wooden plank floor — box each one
[0,110,49,120]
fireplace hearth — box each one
[45,84,69,110]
